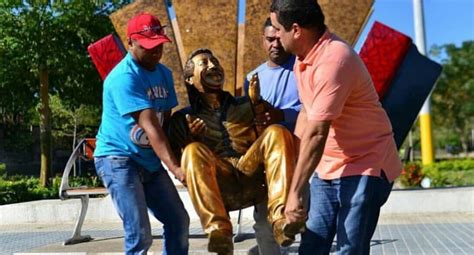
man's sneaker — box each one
[272,219,306,247]
[208,229,233,254]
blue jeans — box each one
[299,173,393,255]
[253,201,288,255]
[95,156,189,255]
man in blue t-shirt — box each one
[93,13,189,255]
[244,17,301,255]
[244,18,300,133]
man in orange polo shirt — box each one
[270,0,402,254]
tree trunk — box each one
[460,136,469,154]
[39,67,52,187]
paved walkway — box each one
[1,212,473,254]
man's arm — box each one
[132,108,186,184]
[293,107,307,140]
[285,113,331,223]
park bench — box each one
[59,138,108,245]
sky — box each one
[355,0,474,58]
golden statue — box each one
[168,48,304,254]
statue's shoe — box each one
[208,229,233,254]
[273,219,306,247]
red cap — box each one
[127,13,171,49]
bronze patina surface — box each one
[241,0,272,93]
[319,0,374,45]
[173,0,238,94]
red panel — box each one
[83,138,96,160]
[87,34,126,80]
[359,21,412,99]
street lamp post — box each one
[413,0,435,165]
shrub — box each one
[0,175,103,205]
[399,161,424,188]
[422,159,474,187]
[0,163,6,177]
[0,177,45,205]
[3,129,34,153]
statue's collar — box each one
[190,90,235,112]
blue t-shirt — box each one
[244,56,301,131]
[94,53,178,172]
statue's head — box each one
[183,48,225,93]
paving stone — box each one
[1,213,473,254]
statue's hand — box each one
[186,114,207,137]
[248,73,261,105]
[254,100,284,131]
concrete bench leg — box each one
[64,195,93,245]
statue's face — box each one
[189,53,225,92]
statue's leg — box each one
[181,142,234,254]
[237,124,303,246]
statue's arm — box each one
[168,111,194,161]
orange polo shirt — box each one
[294,30,402,182]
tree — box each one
[0,0,131,186]
[431,41,474,153]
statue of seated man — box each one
[168,48,305,254]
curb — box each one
[1,187,473,225]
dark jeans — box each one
[95,156,189,255]
[299,173,393,255]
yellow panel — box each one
[172,0,238,94]
[318,0,374,46]
[240,0,273,95]
[109,0,188,110]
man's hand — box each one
[186,114,207,137]
[284,192,307,223]
[254,100,284,127]
[172,166,187,187]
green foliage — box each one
[49,95,100,133]
[399,159,474,188]
[431,41,474,152]
[0,175,103,205]
[50,94,100,147]
[0,0,132,113]
[0,1,129,183]
[429,159,474,172]
[439,132,463,155]
[0,0,130,152]
[3,128,35,152]
[399,161,424,188]
[422,159,474,187]
[0,177,53,205]
[69,174,102,188]
[0,163,6,177]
